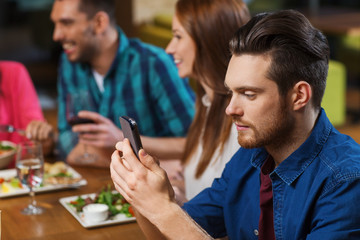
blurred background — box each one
[0,0,359,132]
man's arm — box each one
[141,136,186,160]
[134,205,212,240]
[66,143,114,167]
[110,139,212,239]
[134,210,165,240]
[69,111,186,165]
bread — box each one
[44,161,67,175]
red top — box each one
[258,157,276,240]
[0,61,45,167]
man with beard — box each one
[50,0,194,166]
[110,10,360,239]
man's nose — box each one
[52,25,63,42]
[226,96,243,117]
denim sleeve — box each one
[306,178,360,239]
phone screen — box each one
[119,116,143,158]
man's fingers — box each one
[113,181,131,202]
[72,123,98,133]
[121,139,164,177]
[78,110,112,124]
[138,149,163,175]
[121,139,144,170]
[115,141,124,151]
[72,120,112,134]
[110,151,137,201]
[110,163,132,201]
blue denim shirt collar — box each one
[250,108,332,185]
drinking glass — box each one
[66,91,97,164]
[16,141,44,215]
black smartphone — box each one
[119,116,143,158]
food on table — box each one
[68,185,134,221]
[44,161,82,185]
[0,142,15,155]
[0,177,23,193]
[44,161,67,175]
[0,141,17,169]
[83,203,109,223]
[0,161,83,194]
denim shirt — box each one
[183,109,360,239]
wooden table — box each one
[0,164,146,240]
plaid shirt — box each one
[57,28,195,155]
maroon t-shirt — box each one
[258,157,276,240]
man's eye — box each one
[243,92,256,98]
[61,20,73,26]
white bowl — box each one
[0,141,17,169]
[83,203,109,223]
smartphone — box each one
[119,116,143,158]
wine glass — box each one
[66,91,97,164]
[16,141,44,215]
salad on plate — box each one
[68,185,134,218]
[60,185,136,228]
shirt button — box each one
[254,229,259,236]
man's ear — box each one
[290,81,312,111]
[93,11,110,35]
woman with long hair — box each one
[165,0,250,201]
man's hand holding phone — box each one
[111,137,176,220]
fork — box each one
[0,124,26,135]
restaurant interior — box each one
[0,0,359,140]
[0,0,359,238]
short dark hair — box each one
[229,10,330,108]
[78,0,116,25]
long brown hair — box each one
[178,0,250,178]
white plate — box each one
[0,167,87,198]
[59,192,136,228]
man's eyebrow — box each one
[59,18,74,23]
[51,15,74,24]
[224,83,263,92]
[235,86,263,92]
